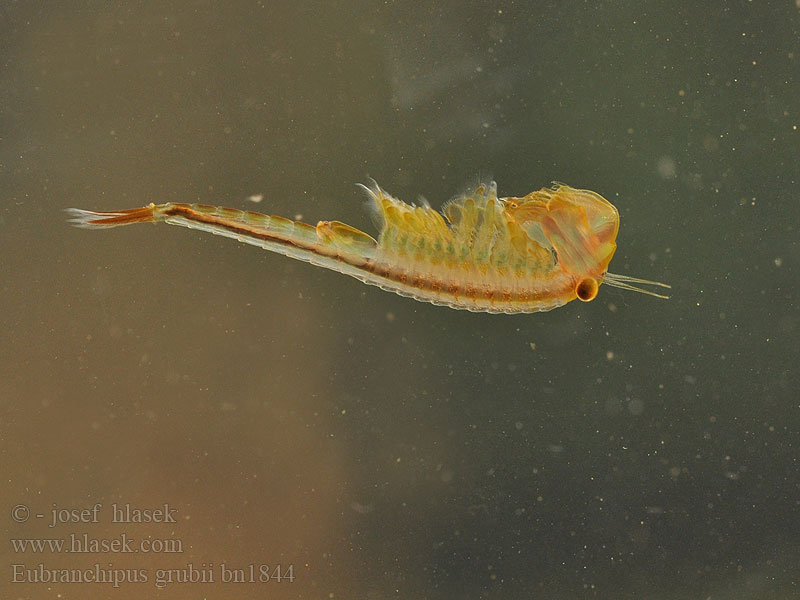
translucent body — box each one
[66,182,669,313]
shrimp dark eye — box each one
[576,277,599,302]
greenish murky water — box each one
[2,2,797,598]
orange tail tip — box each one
[65,204,157,228]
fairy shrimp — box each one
[66,182,670,313]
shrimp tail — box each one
[65,204,158,228]
[66,201,380,281]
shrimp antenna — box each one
[603,272,671,299]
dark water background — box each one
[2,2,797,598]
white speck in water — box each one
[350,502,373,514]
[657,156,677,179]
[627,398,644,415]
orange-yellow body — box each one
[66,182,669,313]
